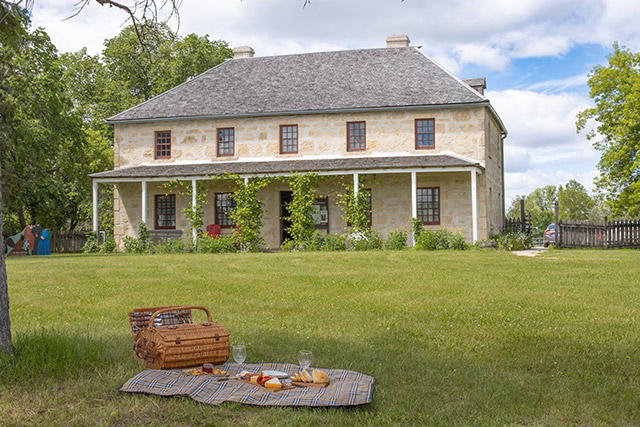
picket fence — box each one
[557,218,640,249]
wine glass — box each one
[232,344,246,371]
[298,350,312,372]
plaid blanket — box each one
[119,362,374,407]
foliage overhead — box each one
[577,42,640,218]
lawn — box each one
[1,249,639,425]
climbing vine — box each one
[284,172,320,249]
[223,174,271,252]
[163,179,208,235]
[336,178,371,232]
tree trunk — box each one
[0,165,12,355]
[18,209,26,230]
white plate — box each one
[262,370,289,378]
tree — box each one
[577,42,640,218]
[101,21,232,103]
[557,180,596,221]
[0,0,30,355]
[0,22,87,231]
[507,185,557,230]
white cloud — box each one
[488,89,601,202]
[489,89,591,149]
[30,0,640,66]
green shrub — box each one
[195,234,237,253]
[385,226,408,250]
[122,236,140,253]
[299,231,325,251]
[414,224,468,251]
[82,233,100,253]
[154,239,173,254]
[137,222,149,252]
[100,238,117,253]
[492,231,533,251]
[347,230,383,251]
[322,233,347,251]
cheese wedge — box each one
[264,378,282,388]
[249,375,259,385]
[312,369,329,384]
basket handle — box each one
[147,305,212,329]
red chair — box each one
[206,224,221,238]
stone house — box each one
[90,35,507,248]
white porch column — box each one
[411,171,417,247]
[192,179,197,243]
[92,180,98,232]
[353,173,359,202]
[471,168,478,243]
[410,171,417,219]
[141,180,147,224]
[244,176,249,186]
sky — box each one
[30,0,640,206]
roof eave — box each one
[106,101,492,125]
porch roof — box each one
[90,154,482,181]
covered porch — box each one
[90,155,485,248]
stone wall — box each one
[113,107,488,167]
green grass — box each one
[1,249,639,425]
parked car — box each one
[543,224,556,247]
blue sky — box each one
[31,0,640,206]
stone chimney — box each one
[463,78,487,95]
[386,34,410,48]
[233,46,255,59]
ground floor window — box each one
[155,194,176,229]
[417,187,440,225]
[215,193,237,227]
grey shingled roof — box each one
[108,47,487,123]
[90,155,480,179]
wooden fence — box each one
[50,230,88,253]
[557,218,640,249]
[3,230,88,254]
[504,199,532,234]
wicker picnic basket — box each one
[128,305,193,335]
[133,306,230,370]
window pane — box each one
[416,187,439,224]
[217,128,234,156]
[347,122,365,151]
[216,193,237,226]
[155,131,171,158]
[156,194,176,228]
[416,119,435,148]
[280,125,298,153]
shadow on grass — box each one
[0,328,134,384]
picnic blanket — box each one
[119,362,374,407]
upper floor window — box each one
[155,131,171,159]
[417,187,440,225]
[347,121,366,151]
[217,128,235,156]
[215,193,237,227]
[155,194,176,229]
[415,119,435,149]
[280,125,298,154]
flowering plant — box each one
[385,226,408,250]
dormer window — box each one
[217,128,235,156]
[347,121,366,151]
[155,131,171,159]
[415,119,435,149]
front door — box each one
[280,191,293,244]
